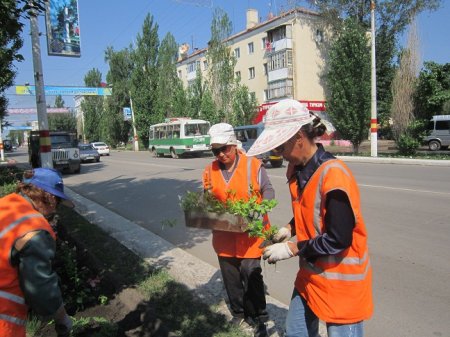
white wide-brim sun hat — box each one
[247,99,315,157]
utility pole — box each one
[370,0,378,157]
[30,6,53,167]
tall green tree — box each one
[206,8,236,123]
[155,32,184,118]
[231,83,258,126]
[0,0,45,117]
[54,95,65,108]
[187,68,205,119]
[48,112,76,131]
[81,68,104,142]
[326,19,371,153]
[130,13,160,149]
[415,62,450,120]
[308,0,441,135]
[104,46,133,146]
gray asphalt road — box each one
[9,148,450,337]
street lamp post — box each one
[370,0,378,157]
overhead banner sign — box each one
[15,86,111,96]
[45,0,81,57]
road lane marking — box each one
[268,175,450,196]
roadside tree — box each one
[326,19,370,153]
[391,20,420,154]
[54,95,65,108]
[104,46,133,146]
[415,62,450,120]
[0,0,45,117]
[206,8,236,123]
[81,68,104,142]
[308,0,442,136]
[155,32,185,118]
[231,84,258,126]
[48,112,77,131]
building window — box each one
[234,47,240,58]
[262,37,267,49]
[267,79,293,99]
[203,60,208,70]
[235,71,241,80]
[268,50,293,71]
[248,42,254,54]
[178,70,182,78]
[187,61,197,73]
[250,92,256,100]
[249,67,255,79]
[263,63,268,76]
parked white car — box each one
[90,142,110,156]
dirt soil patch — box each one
[33,207,175,337]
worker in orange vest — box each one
[203,123,275,337]
[0,168,73,337]
[247,99,373,337]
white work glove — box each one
[272,226,292,243]
[263,242,294,264]
[54,313,73,337]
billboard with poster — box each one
[45,0,81,57]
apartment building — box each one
[176,7,329,121]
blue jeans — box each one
[285,289,364,337]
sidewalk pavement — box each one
[337,155,450,166]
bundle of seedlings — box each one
[180,188,279,245]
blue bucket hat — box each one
[23,168,73,206]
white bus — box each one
[148,118,211,158]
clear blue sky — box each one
[6,0,450,109]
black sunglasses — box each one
[212,145,230,156]
[273,144,285,154]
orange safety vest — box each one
[202,154,269,258]
[290,159,373,324]
[0,193,56,337]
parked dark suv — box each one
[234,123,283,168]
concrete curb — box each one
[65,188,329,336]
[337,155,450,166]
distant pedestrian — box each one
[0,168,73,337]
[202,123,274,337]
[247,99,373,337]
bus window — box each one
[149,129,154,140]
[185,123,209,137]
[173,124,180,138]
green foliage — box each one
[130,13,160,149]
[396,119,427,155]
[81,68,104,142]
[56,240,95,311]
[415,62,450,120]
[155,32,183,119]
[231,83,258,126]
[48,113,77,131]
[180,189,278,241]
[72,316,118,337]
[104,46,133,146]
[206,8,237,123]
[54,95,65,108]
[0,1,45,117]
[326,19,371,153]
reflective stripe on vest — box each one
[0,290,25,305]
[312,161,351,236]
[0,313,26,326]
[301,251,371,281]
[0,213,44,239]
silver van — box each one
[234,123,283,168]
[424,115,450,151]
